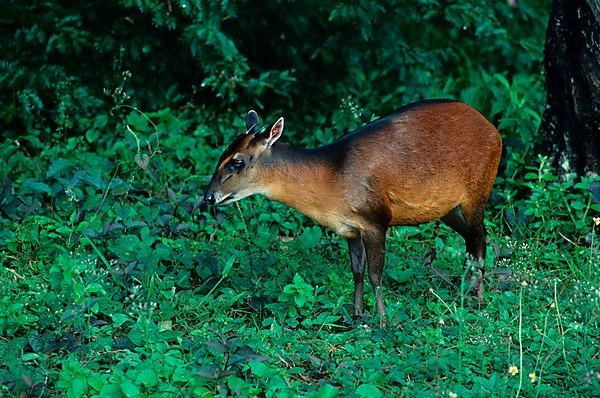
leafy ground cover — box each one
[0,102,598,396]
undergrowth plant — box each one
[2,102,598,396]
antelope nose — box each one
[204,191,215,205]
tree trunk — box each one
[538,0,600,176]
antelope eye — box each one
[226,158,245,172]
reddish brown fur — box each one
[261,102,500,236]
[205,100,502,325]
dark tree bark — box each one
[538,0,600,176]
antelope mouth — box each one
[216,192,235,205]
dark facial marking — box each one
[216,133,251,168]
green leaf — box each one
[21,179,50,194]
[75,170,104,190]
[299,226,322,249]
[111,313,132,328]
[493,73,511,90]
[28,331,45,353]
[120,380,141,397]
[99,384,123,396]
[249,361,271,378]
[86,128,100,143]
[316,383,339,398]
[21,353,40,362]
[570,200,585,210]
[86,283,105,294]
[205,341,227,353]
[71,377,88,397]
[16,314,39,325]
[197,364,220,379]
[356,384,383,398]
[136,369,158,388]
[60,308,79,322]
[294,294,306,308]
[88,375,106,392]
[524,172,538,180]
[55,225,73,234]
[222,255,235,277]
[47,158,76,179]
[108,234,141,261]
[135,153,150,171]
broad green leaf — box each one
[21,353,40,362]
[99,384,123,396]
[46,158,76,179]
[88,375,106,392]
[60,308,78,322]
[86,128,100,143]
[28,331,45,353]
[86,283,104,293]
[249,361,271,378]
[71,377,88,398]
[136,369,158,387]
[120,380,141,397]
[21,179,50,194]
[317,383,339,398]
[356,384,383,398]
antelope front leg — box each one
[347,237,366,317]
[363,229,387,327]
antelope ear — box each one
[267,117,284,147]
[246,110,259,134]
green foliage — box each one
[2,0,599,397]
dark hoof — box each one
[469,275,486,304]
[379,317,387,329]
[422,247,437,267]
